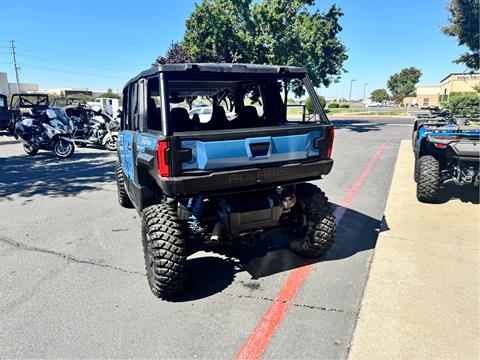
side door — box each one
[122,80,148,210]
[121,83,137,194]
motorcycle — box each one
[71,105,118,151]
[15,108,75,158]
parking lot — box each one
[1,118,412,359]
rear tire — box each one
[23,144,38,156]
[115,161,133,208]
[142,203,186,299]
[416,155,440,203]
[282,183,336,258]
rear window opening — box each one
[145,76,326,133]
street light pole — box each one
[363,83,368,100]
[349,79,355,103]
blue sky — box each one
[0,0,469,98]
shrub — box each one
[305,95,326,113]
[446,92,480,115]
[328,102,339,109]
[339,103,350,108]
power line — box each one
[21,63,128,80]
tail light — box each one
[157,140,169,177]
[327,127,334,159]
[434,143,447,149]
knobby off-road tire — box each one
[282,183,336,258]
[416,155,440,203]
[115,161,133,208]
[414,156,419,183]
[142,203,186,299]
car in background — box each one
[188,106,236,123]
[0,94,14,133]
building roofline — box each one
[440,72,480,83]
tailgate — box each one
[170,124,333,175]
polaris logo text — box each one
[228,168,289,183]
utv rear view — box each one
[116,63,335,298]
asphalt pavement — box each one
[0,118,413,359]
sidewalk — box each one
[348,140,480,360]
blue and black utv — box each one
[116,63,335,298]
[413,111,480,202]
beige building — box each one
[439,73,480,96]
[416,85,441,108]
[416,72,479,108]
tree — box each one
[98,88,120,99]
[155,41,192,64]
[442,0,480,70]
[370,88,389,103]
[305,94,326,113]
[387,67,422,100]
[181,0,348,95]
[70,93,95,102]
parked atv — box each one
[116,63,335,299]
[15,108,75,158]
[413,112,480,202]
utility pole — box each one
[10,40,20,93]
[349,79,356,103]
[363,83,368,100]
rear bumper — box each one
[156,159,334,196]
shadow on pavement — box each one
[0,151,115,200]
[171,204,381,302]
[436,182,479,205]
[331,119,385,133]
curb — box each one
[348,140,480,360]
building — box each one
[416,86,441,108]
[0,72,39,96]
[439,73,480,96]
[416,72,479,108]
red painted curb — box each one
[235,139,391,360]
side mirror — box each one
[45,109,56,120]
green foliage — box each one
[339,103,349,108]
[445,92,480,115]
[328,102,339,108]
[98,88,120,99]
[70,93,95,102]
[155,41,192,64]
[370,88,389,103]
[387,67,422,99]
[305,94,326,113]
[442,0,479,70]
[182,0,348,91]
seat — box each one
[191,113,200,129]
[237,106,259,127]
[171,107,191,132]
[147,98,162,130]
[205,106,229,130]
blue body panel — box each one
[119,131,135,180]
[181,131,321,171]
[136,134,157,153]
[418,126,480,145]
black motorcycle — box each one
[15,108,75,158]
[69,105,118,151]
